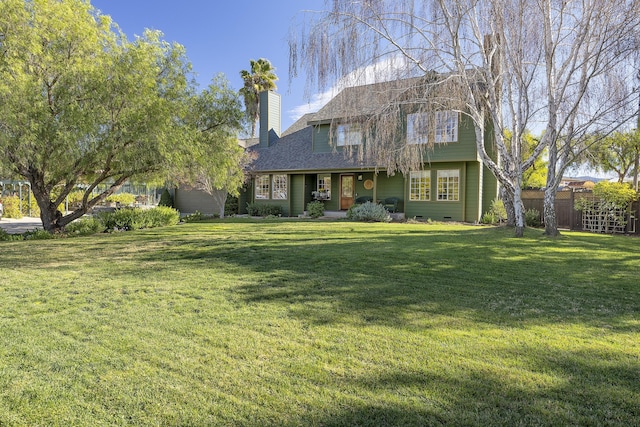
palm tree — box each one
[239,58,278,138]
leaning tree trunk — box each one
[27,172,64,233]
[500,186,516,226]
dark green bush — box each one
[145,206,180,227]
[306,200,325,218]
[0,228,22,241]
[246,203,282,217]
[65,216,105,236]
[481,212,497,225]
[23,229,56,240]
[525,208,542,227]
[481,198,507,224]
[158,188,174,208]
[225,195,239,216]
[99,206,179,231]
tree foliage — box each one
[592,181,638,208]
[290,0,640,237]
[239,58,278,138]
[0,0,245,231]
[175,75,248,218]
[583,130,640,186]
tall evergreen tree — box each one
[239,58,278,138]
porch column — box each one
[373,173,378,202]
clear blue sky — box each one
[90,0,326,131]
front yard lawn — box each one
[0,221,638,426]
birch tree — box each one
[290,0,640,236]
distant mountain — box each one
[569,175,610,183]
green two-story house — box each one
[243,77,498,222]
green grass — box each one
[0,220,638,426]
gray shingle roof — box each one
[309,77,423,124]
[247,76,436,173]
[248,127,378,173]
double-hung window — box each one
[437,170,460,201]
[336,124,362,146]
[272,174,288,200]
[406,112,430,145]
[255,175,270,199]
[409,170,431,201]
[406,111,458,144]
[434,111,458,143]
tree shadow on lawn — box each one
[285,343,640,426]
[2,226,638,425]
[130,225,640,331]
[1,226,637,331]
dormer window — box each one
[336,124,362,146]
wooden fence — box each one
[521,190,640,234]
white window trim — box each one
[437,169,460,201]
[435,111,458,143]
[409,170,431,201]
[336,124,362,146]
[316,174,332,200]
[406,112,430,145]
[271,174,288,200]
[255,175,270,199]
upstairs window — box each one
[406,112,429,145]
[272,174,288,200]
[435,111,458,143]
[406,111,458,144]
[336,124,362,146]
[255,175,270,199]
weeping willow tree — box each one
[290,0,640,236]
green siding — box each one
[464,162,481,222]
[403,162,466,221]
[290,174,305,216]
[237,185,250,215]
[304,175,315,210]
[482,163,499,215]
[259,91,281,148]
[423,115,478,162]
[375,173,405,205]
[312,115,478,160]
[312,125,332,153]
[322,174,340,211]
[354,172,375,201]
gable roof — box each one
[248,126,377,173]
[308,77,423,124]
[247,76,442,174]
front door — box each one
[340,174,355,209]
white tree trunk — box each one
[513,186,525,237]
